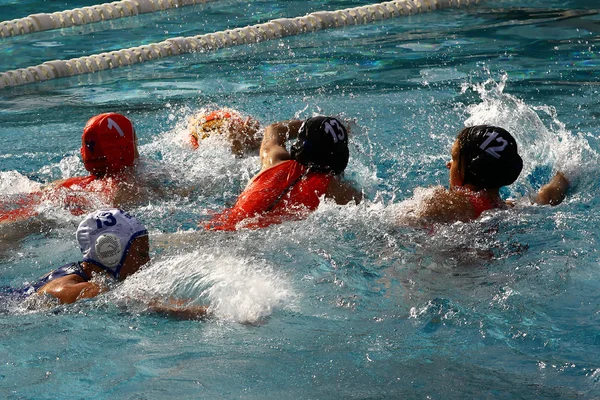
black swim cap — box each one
[457,125,523,189]
[290,116,349,175]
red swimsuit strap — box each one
[458,188,502,219]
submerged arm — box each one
[148,298,209,320]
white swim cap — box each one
[76,208,148,278]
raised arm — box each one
[227,116,262,156]
[535,171,569,206]
[259,119,304,171]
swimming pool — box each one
[1,0,599,398]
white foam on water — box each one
[384,186,436,226]
[462,75,599,190]
[37,154,86,181]
[0,171,42,194]
[143,104,261,197]
[113,249,296,324]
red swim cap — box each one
[80,113,137,175]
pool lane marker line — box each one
[0,0,479,89]
[0,0,212,38]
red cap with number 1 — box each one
[80,113,138,176]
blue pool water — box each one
[1,0,600,398]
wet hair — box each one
[289,116,349,175]
[456,125,523,189]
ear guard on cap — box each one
[290,116,349,175]
[94,233,124,268]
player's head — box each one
[76,208,149,280]
[452,125,523,189]
[188,109,259,149]
[80,113,138,176]
[290,116,349,175]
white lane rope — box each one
[0,0,478,89]
[0,0,211,38]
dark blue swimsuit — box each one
[1,262,90,302]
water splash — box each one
[145,104,261,198]
[114,250,296,324]
[37,154,86,182]
[0,171,41,194]
[462,74,599,192]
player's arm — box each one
[43,179,68,189]
[259,120,304,170]
[228,117,262,156]
[148,298,209,320]
[535,171,569,206]
[37,276,104,304]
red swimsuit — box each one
[460,188,504,219]
[206,160,332,231]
